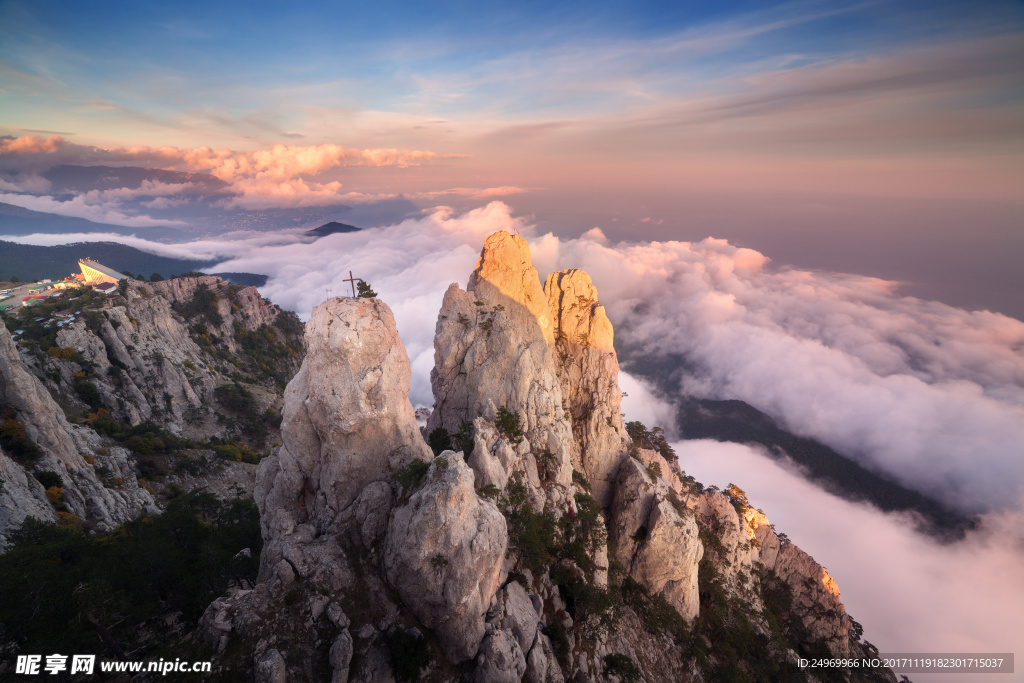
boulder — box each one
[384,452,508,663]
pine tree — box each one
[356,280,377,298]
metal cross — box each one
[342,271,358,298]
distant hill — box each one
[0,240,213,282]
[304,221,360,238]
[675,395,975,538]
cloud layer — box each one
[0,136,463,218]
[12,201,1022,515]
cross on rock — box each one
[342,271,359,298]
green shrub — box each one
[214,382,258,414]
[427,426,451,455]
[625,420,676,459]
[550,565,614,638]
[620,577,689,645]
[73,379,103,410]
[646,461,662,481]
[452,421,474,454]
[395,459,430,492]
[572,469,591,492]
[0,410,43,463]
[495,406,524,444]
[34,471,63,489]
[477,484,501,500]
[499,480,559,573]
[356,280,377,298]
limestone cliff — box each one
[201,231,893,683]
[544,268,629,507]
[0,322,154,547]
[0,275,302,547]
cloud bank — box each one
[0,136,461,217]
[14,201,1022,515]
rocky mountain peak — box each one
[256,296,431,577]
[545,267,628,507]
[467,230,555,347]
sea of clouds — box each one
[10,201,1024,672]
[14,201,1022,513]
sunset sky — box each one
[1,0,1023,314]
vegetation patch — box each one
[0,407,43,463]
[626,420,676,460]
[0,492,260,664]
[395,458,431,494]
[495,405,525,444]
[603,653,641,683]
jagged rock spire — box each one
[427,232,576,497]
[257,296,431,577]
[545,268,629,507]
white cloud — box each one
[619,372,676,433]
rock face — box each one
[384,452,507,663]
[695,491,764,611]
[257,297,431,577]
[427,232,577,503]
[0,324,154,547]
[0,275,302,547]
[752,512,855,658]
[544,269,629,507]
[427,233,630,513]
[609,457,702,621]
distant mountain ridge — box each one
[0,201,187,237]
[0,239,213,282]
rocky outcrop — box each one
[384,452,508,663]
[609,457,702,621]
[427,232,576,503]
[545,269,629,507]
[1,323,82,463]
[257,296,431,577]
[752,513,854,658]
[44,278,301,436]
[695,491,764,611]
[0,324,154,546]
[0,445,57,546]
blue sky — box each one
[1,0,1022,317]
[3,0,1021,146]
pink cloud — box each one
[0,135,64,154]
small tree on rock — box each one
[356,280,377,298]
